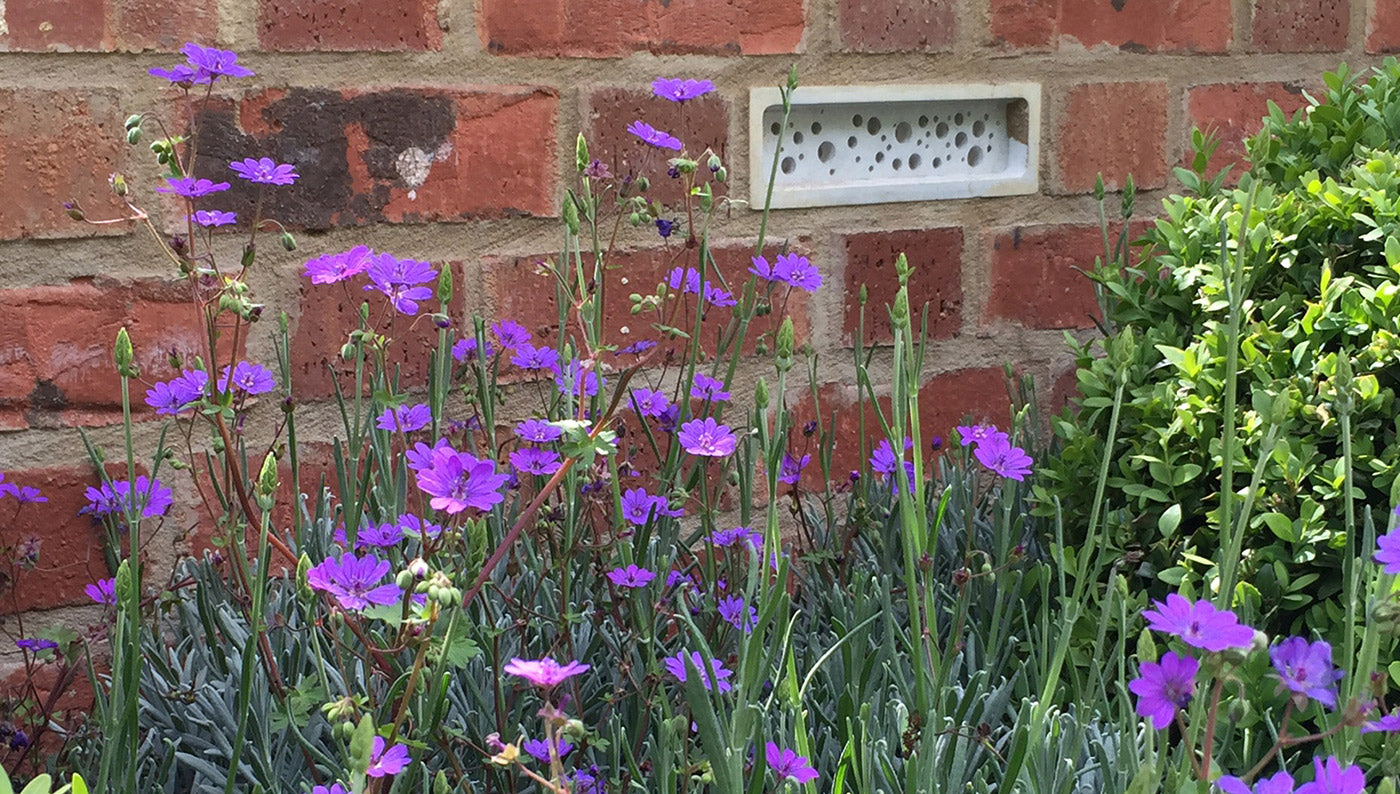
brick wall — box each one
[0,0,1385,623]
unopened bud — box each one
[63,202,85,222]
[109,172,129,196]
[126,127,143,146]
[576,133,590,173]
[754,378,769,409]
[408,557,430,579]
[279,231,297,252]
[436,266,453,306]
[257,451,278,498]
[114,328,136,377]
[563,195,580,235]
[241,244,256,268]
[894,252,911,285]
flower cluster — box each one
[750,252,823,293]
[957,423,1033,481]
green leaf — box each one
[439,633,481,668]
[1158,503,1182,537]
[19,777,52,794]
[1262,512,1297,542]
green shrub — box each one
[1039,60,1400,635]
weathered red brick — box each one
[1056,82,1168,193]
[791,368,1012,481]
[838,0,956,52]
[484,243,810,361]
[584,88,728,207]
[258,0,442,51]
[0,279,235,429]
[196,87,557,230]
[1,0,214,50]
[990,0,1232,51]
[984,225,1107,330]
[1369,0,1400,51]
[479,0,804,57]
[0,89,126,240]
[1187,82,1312,178]
[1252,0,1349,52]
[289,263,465,400]
[0,662,95,769]
[842,228,963,345]
[1049,363,1080,415]
[0,466,111,613]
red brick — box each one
[479,0,804,57]
[0,466,111,613]
[0,660,96,773]
[1056,82,1167,193]
[984,225,1106,330]
[1,0,105,50]
[109,0,217,51]
[0,279,236,429]
[791,368,1012,481]
[0,89,126,240]
[842,228,963,345]
[1252,0,1349,51]
[484,243,810,361]
[838,0,956,52]
[289,263,465,400]
[258,0,441,51]
[196,87,557,230]
[1,0,213,50]
[1369,0,1400,51]
[1050,363,1080,415]
[1187,82,1312,178]
[584,88,728,207]
[990,0,1231,51]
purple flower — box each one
[1217,771,1296,794]
[220,361,276,396]
[668,266,701,295]
[492,319,532,349]
[415,446,510,514]
[85,578,117,606]
[376,403,432,433]
[607,564,656,588]
[710,526,763,549]
[1270,637,1343,708]
[651,77,716,102]
[145,379,194,415]
[957,423,1009,448]
[511,344,560,373]
[156,177,230,198]
[338,521,402,550]
[510,448,562,476]
[765,743,818,784]
[1128,651,1198,729]
[1143,593,1255,652]
[516,418,563,444]
[773,252,821,292]
[229,157,298,186]
[664,650,732,692]
[703,284,736,308]
[621,488,659,526]
[523,737,575,764]
[405,438,452,472]
[627,120,683,150]
[678,418,738,457]
[15,638,58,653]
[452,337,494,362]
[656,218,677,238]
[750,255,779,282]
[616,340,658,356]
[191,210,237,227]
[870,437,912,475]
[779,453,809,485]
[149,64,198,84]
[178,42,254,82]
[396,513,444,541]
[692,373,731,402]
[1295,757,1365,794]
[367,736,410,777]
[556,360,602,398]
[718,595,757,633]
[303,246,372,285]
[973,435,1034,481]
[306,553,402,610]
[1376,529,1400,573]
[2,484,46,504]
[312,786,349,794]
[1363,712,1400,733]
[364,253,437,315]
[630,388,673,418]
[503,657,590,688]
[82,476,173,519]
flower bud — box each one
[716,167,728,183]
[241,244,256,268]
[576,133,590,173]
[109,172,128,196]
[124,113,143,130]
[894,252,911,285]
[126,127,143,146]
[707,154,722,173]
[859,283,868,305]
[436,266,453,306]
[754,378,769,409]
[786,64,799,92]
[113,328,136,377]
[257,451,279,498]
[115,558,135,604]
[1093,173,1106,202]
[63,201,85,221]
[891,290,910,332]
[635,176,650,193]
[279,231,297,252]
[408,557,430,579]
[776,316,794,359]
[563,195,580,235]
[396,569,415,590]
[297,553,314,600]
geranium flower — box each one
[773,252,822,292]
[779,453,809,485]
[667,266,701,294]
[510,448,562,476]
[306,553,402,610]
[220,361,276,395]
[703,283,736,308]
[1142,593,1255,652]
[522,736,575,764]
[451,337,494,362]
[516,418,563,444]
[229,157,298,185]
[303,246,372,285]
[765,742,818,784]
[364,252,437,315]
[1270,637,1343,708]
[415,447,509,514]
[492,319,531,349]
[1362,712,1400,733]
[957,423,1009,447]
[664,650,732,692]
[1295,756,1364,794]
[718,595,757,633]
[627,120,683,150]
[366,736,410,777]
[692,373,731,402]
[85,578,117,606]
[82,476,173,519]
[1128,651,1197,729]
[179,42,254,82]
[375,403,432,433]
[630,388,673,418]
[1217,771,1296,794]
[606,564,656,588]
[556,360,602,398]
[15,638,58,653]
[311,785,349,794]
[678,418,737,457]
[503,657,590,688]
[651,77,716,102]
[156,177,230,198]
[191,210,237,227]
[511,344,560,373]
[405,438,453,472]
[1376,528,1400,573]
